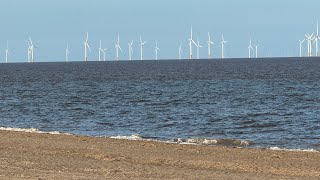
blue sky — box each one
[0,0,319,62]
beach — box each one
[0,130,319,179]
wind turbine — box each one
[102,48,107,61]
[255,45,259,58]
[154,41,160,60]
[299,39,304,57]
[5,41,9,63]
[315,22,320,56]
[66,43,70,62]
[28,37,38,63]
[139,36,147,60]
[207,32,214,58]
[305,33,314,57]
[27,41,31,63]
[115,34,122,61]
[248,39,254,58]
[196,38,202,59]
[83,32,91,61]
[98,40,104,61]
[188,26,197,59]
[128,40,133,60]
[221,35,227,59]
[178,43,182,60]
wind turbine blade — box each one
[119,46,122,52]
[87,44,91,52]
[192,39,197,46]
[86,32,89,42]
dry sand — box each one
[0,130,320,179]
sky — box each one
[0,0,319,62]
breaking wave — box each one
[173,138,252,146]
[0,127,71,135]
[268,147,318,152]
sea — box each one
[0,58,320,151]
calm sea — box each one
[0,58,320,150]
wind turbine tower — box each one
[99,40,104,61]
[178,43,182,60]
[315,22,320,56]
[188,27,197,59]
[128,40,133,60]
[154,41,160,60]
[115,34,122,61]
[221,35,227,59]
[5,41,9,63]
[83,32,91,61]
[299,39,304,57]
[102,48,107,61]
[207,32,214,58]
[27,41,31,63]
[28,37,38,63]
[66,44,70,62]
[305,33,314,57]
[248,39,253,58]
[196,38,202,59]
[255,45,259,58]
[139,37,147,60]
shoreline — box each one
[0,127,317,152]
[1,129,320,179]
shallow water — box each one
[0,58,320,149]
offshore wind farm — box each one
[3,22,320,63]
[2,1,320,179]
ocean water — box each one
[0,58,320,150]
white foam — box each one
[110,134,143,140]
[268,146,318,152]
[0,127,70,135]
[173,138,251,146]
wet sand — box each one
[0,130,320,179]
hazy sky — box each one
[0,0,319,62]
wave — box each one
[110,134,144,140]
[173,138,252,146]
[109,135,251,147]
[268,147,318,152]
[1,127,318,152]
[0,127,71,135]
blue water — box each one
[0,58,320,149]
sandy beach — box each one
[0,130,319,179]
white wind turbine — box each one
[98,40,104,61]
[83,32,91,61]
[5,41,9,63]
[255,44,259,58]
[248,39,254,58]
[139,36,147,60]
[221,35,227,59]
[66,43,70,62]
[305,33,314,57]
[178,43,182,60]
[154,41,160,60]
[27,41,31,63]
[102,48,107,61]
[115,34,122,61]
[207,32,214,58]
[128,40,133,60]
[315,22,320,56]
[188,27,197,59]
[196,38,202,59]
[28,37,37,63]
[299,39,304,57]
